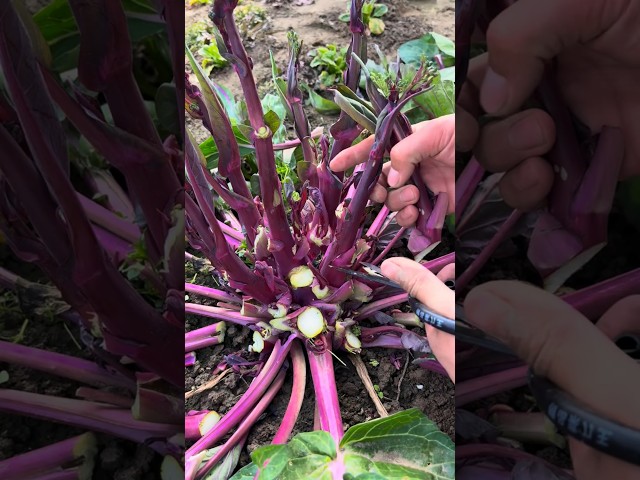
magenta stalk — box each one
[272,340,306,444]
[0,432,96,480]
[563,267,640,321]
[185,304,259,327]
[455,366,528,407]
[185,337,295,459]
[355,293,408,320]
[185,352,196,367]
[185,322,226,342]
[0,390,178,454]
[185,283,241,303]
[195,369,287,479]
[0,340,134,390]
[455,209,524,295]
[307,334,344,443]
[185,334,224,352]
[371,227,407,265]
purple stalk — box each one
[77,194,140,243]
[13,59,183,386]
[185,322,226,342]
[185,352,196,367]
[329,0,367,163]
[0,390,178,454]
[359,326,428,351]
[456,209,524,295]
[325,89,430,272]
[185,334,224,352]
[185,411,220,440]
[0,341,134,390]
[212,0,300,277]
[33,469,83,480]
[455,366,528,407]
[75,387,134,408]
[195,369,287,479]
[185,304,259,328]
[186,283,241,303]
[0,433,96,480]
[187,51,261,245]
[272,340,307,444]
[185,144,274,304]
[218,220,244,241]
[365,206,391,238]
[68,0,182,260]
[455,156,484,221]
[285,31,317,173]
[355,293,408,320]
[421,252,455,274]
[40,67,182,264]
[371,227,407,265]
[413,358,448,376]
[562,267,640,321]
[186,337,295,459]
[307,334,343,442]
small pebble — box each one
[416,384,424,390]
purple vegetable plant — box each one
[0,1,183,477]
[184,1,455,478]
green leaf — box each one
[301,85,341,115]
[362,2,375,18]
[250,174,261,197]
[372,4,388,17]
[244,410,454,480]
[430,32,456,58]
[263,110,282,137]
[439,66,455,83]
[368,18,385,35]
[269,51,294,121]
[413,79,455,118]
[201,443,244,480]
[229,462,259,480]
[0,371,8,385]
[332,90,377,131]
[339,12,350,22]
[341,409,454,479]
[398,33,455,68]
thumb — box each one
[481,0,626,114]
[381,257,454,318]
[387,114,454,188]
[464,281,640,428]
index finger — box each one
[328,134,375,172]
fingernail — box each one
[508,116,545,151]
[399,188,416,203]
[481,68,508,113]
[387,168,400,187]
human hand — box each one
[459,0,640,210]
[380,257,455,382]
[330,114,455,227]
[465,282,640,480]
